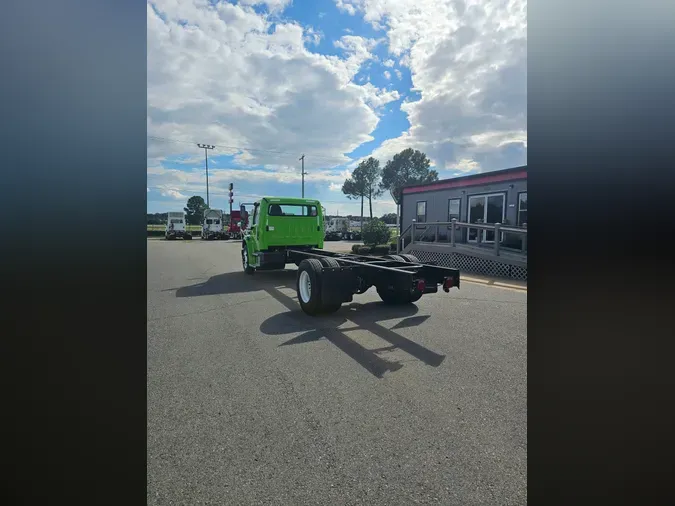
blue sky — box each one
[147,0,527,216]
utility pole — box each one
[299,154,307,198]
[197,143,215,207]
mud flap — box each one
[320,268,355,305]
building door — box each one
[468,193,505,243]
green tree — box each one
[380,148,438,222]
[362,218,391,246]
[184,195,208,225]
[380,213,398,224]
[358,157,383,219]
[341,169,368,231]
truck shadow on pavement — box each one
[174,270,445,378]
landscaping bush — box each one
[356,246,371,255]
[362,219,391,246]
[370,244,391,256]
[351,243,363,253]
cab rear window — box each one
[170,219,183,224]
[267,204,317,217]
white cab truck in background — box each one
[201,209,227,240]
[325,217,349,240]
[165,212,192,240]
[325,217,361,241]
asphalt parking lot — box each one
[147,238,527,505]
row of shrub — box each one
[351,243,396,256]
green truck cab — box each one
[241,197,324,274]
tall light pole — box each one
[197,143,215,207]
[299,154,307,198]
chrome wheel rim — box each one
[299,270,312,303]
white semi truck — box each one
[201,209,227,240]
[324,217,361,241]
[165,212,192,240]
[324,217,348,240]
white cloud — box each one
[383,70,391,80]
[328,182,342,191]
[335,0,357,16]
[147,164,354,195]
[303,26,323,46]
[238,0,292,14]
[147,1,388,172]
[334,0,527,172]
[160,187,188,200]
[395,69,402,80]
[448,158,480,173]
[357,83,400,109]
[383,59,394,67]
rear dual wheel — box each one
[377,254,423,305]
[296,258,342,316]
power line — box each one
[148,135,353,164]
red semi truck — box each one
[227,205,252,240]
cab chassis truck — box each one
[241,197,460,316]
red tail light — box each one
[416,280,426,292]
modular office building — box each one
[400,166,527,244]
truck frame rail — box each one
[282,248,460,316]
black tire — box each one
[321,303,342,314]
[242,243,255,275]
[318,258,342,314]
[319,257,340,269]
[409,290,423,303]
[395,254,423,301]
[185,235,192,240]
[399,254,420,264]
[296,259,325,316]
[376,285,412,305]
[376,251,425,304]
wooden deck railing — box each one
[398,219,527,257]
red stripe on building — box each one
[402,170,527,195]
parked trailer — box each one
[240,197,460,316]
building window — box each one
[448,198,461,221]
[416,201,427,223]
[518,192,527,226]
